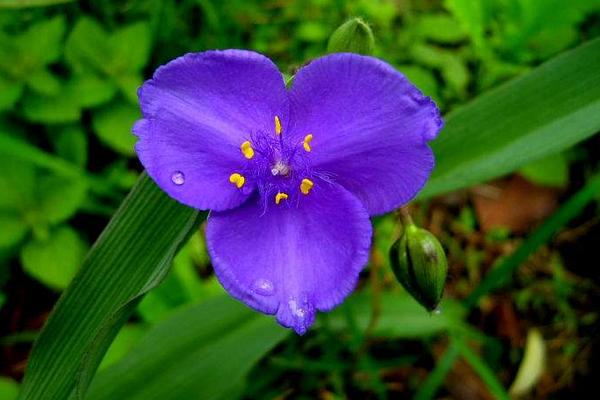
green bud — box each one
[327,18,375,55]
[389,224,448,312]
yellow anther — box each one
[240,141,254,159]
[229,173,245,189]
[303,134,313,152]
[274,115,282,135]
[300,178,314,195]
[275,192,289,205]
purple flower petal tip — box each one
[133,49,443,334]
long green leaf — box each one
[422,38,600,198]
[18,173,200,400]
[86,296,288,400]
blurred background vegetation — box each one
[1,0,600,399]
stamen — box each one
[303,134,313,152]
[300,178,314,195]
[275,192,289,205]
[229,173,245,189]
[275,115,282,135]
[240,141,254,159]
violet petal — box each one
[289,53,443,215]
[206,182,372,334]
[134,50,289,211]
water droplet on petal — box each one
[252,278,275,296]
[288,299,306,318]
[171,171,185,185]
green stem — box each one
[398,206,414,227]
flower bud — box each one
[327,18,375,55]
[389,224,448,311]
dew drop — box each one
[288,299,306,318]
[252,278,275,296]
[432,308,442,315]
[171,171,185,185]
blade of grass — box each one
[465,169,600,308]
[455,339,510,400]
[414,341,460,400]
[18,173,200,400]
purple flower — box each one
[133,50,443,334]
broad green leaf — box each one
[26,68,62,96]
[421,38,600,198]
[20,226,88,290]
[497,0,597,61]
[92,101,139,156]
[0,377,19,400]
[0,156,36,211]
[0,213,28,249]
[66,18,152,80]
[0,77,23,111]
[416,14,467,44]
[439,53,469,96]
[17,16,66,65]
[0,17,64,79]
[19,174,200,400]
[87,296,288,400]
[444,0,491,49]
[107,22,152,74]
[410,43,469,95]
[100,161,138,191]
[114,73,143,104]
[37,175,87,225]
[51,125,88,168]
[519,153,568,187]
[296,22,329,42]
[327,292,466,338]
[20,90,81,124]
[65,17,110,75]
[66,75,117,108]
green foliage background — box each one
[1,0,600,399]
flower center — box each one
[271,161,290,176]
[227,115,315,206]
